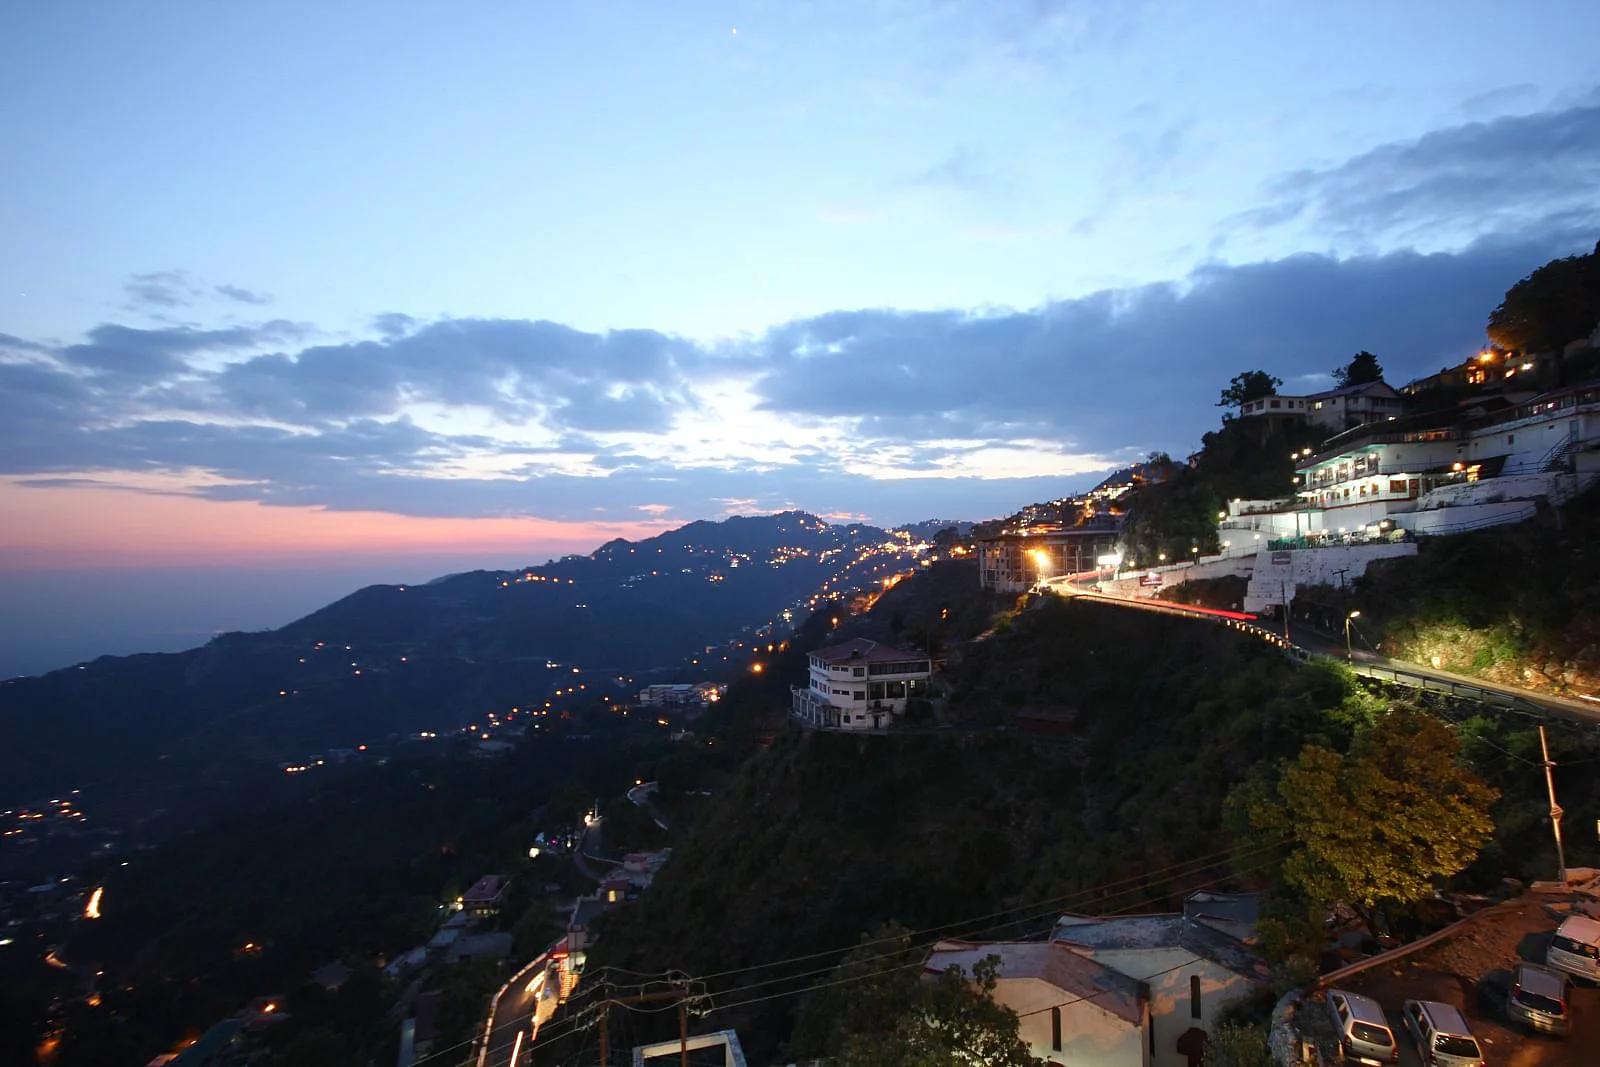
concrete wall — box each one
[1099,555,1256,599]
[1244,543,1417,613]
[994,976,1148,1067]
[1070,949,1251,1067]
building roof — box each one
[462,875,507,904]
[1052,913,1268,983]
[570,896,611,929]
[1306,380,1401,402]
[1182,891,1260,942]
[810,638,926,665]
[925,939,1145,1027]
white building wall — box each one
[1067,949,1249,1067]
[991,976,1148,1067]
[1243,543,1418,613]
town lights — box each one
[1345,610,1361,661]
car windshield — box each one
[1351,1022,1392,1046]
[1515,988,1564,1015]
[1553,934,1600,959]
[1435,1035,1482,1058]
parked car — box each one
[1401,999,1485,1067]
[1546,913,1600,983]
[1483,962,1574,1036]
[1326,988,1398,1065]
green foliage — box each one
[789,927,1041,1066]
[1354,486,1600,697]
[592,598,1358,1059]
[1201,1023,1274,1067]
[1248,705,1497,933]
[1218,370,1282,408]
[1120,469,1222,565]
[1123,415,1319,562]
[1487,241,1600,353]
[1331,351,1384,387]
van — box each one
[1506,962,1572,1036]
[1546,913,1600,982]
[1325,989,1398,1065]
[1401,1000,1485,1067]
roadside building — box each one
[566,894,611,963]
[976,525,1123,593]
[1051,892,1268,1067]
[924,939,1149,1067]
[637,682,726,708]
[1221,378,1600,546]
[790,638,932,730]
[1234,380,1405,434]
[461,874,509,918]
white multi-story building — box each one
[790,638,932,730]
[1235,380,1405,434]
[1221,379,1600,543]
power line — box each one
[452,843,1286,1064]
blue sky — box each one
[2,1,1599,671]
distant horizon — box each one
[0,503,999,678]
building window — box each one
[853,667,864,677]
[1269,399,1280,409]
[1191,975,1202,1019]
[853,691,864,701]
[1051,1007,1062,1051]
[1507,434,1514,445]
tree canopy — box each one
[1248,704,1497,934]
[1218,370,1282,408]
[1487,242,1600,353]
[1331,351,1384,388]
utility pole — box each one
[1539,726,1567,884]
[594,985,696,1066]
[1279,579,1291,643]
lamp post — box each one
[1344,610,1361,662]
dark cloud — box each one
[372,312,417,338]
[200,318,699,431]
[3,222,1593,528]
[753,225,1597,456]
[58,321,308,381]
[124,270,200,308]
[214,284,272,305]
[1237,96,1600,243]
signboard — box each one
[1271,551,1292,565]
[1138,573,1162,587]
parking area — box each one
[1329,895,1599,1066]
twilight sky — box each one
[3,1,1599,674]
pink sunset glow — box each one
[0,481,672,570]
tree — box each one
[1487,242,1600,353]
[1331,351,1383,388]
[790,925,1043,1066]
[1202,1023,1273,1067]
[1218,370,1282,408]
[1249,704,1497,937]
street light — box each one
[1344,610,1361,662]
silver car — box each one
[1507,962,1572,1036]
[1402,999,1485,1067]
[1326,988,1398,1065]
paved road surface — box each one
[481,949,561,1067]
[626,781,670,830]
[1057,587,1600,726]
